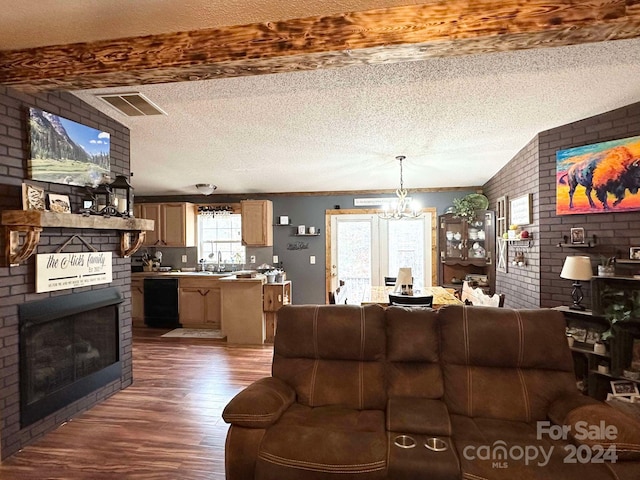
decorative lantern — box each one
[109,175,134,217]
[90,183,115,216]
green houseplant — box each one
[452,193,489,218]
[600,286,640,341]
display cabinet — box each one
[439,210,495,293]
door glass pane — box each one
[337,220,372,304]
[388,218,425,289]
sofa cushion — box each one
[450,414,617,479]
[273,305,387,410]
[256,404,386,480]
[439,305,577,421]
[386,306,443,398]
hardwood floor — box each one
[0,327,274,479]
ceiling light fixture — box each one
[379,156,422,220]
[195,183,217,195]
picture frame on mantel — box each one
[21,182,46,211]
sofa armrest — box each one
[549,394,640,461]
[547,392,601,426]
[387,397,451,436]
[223,377,295,428]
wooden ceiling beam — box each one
[1,0,640,92]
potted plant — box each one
[597,256,615,277]
[452,196,476,218]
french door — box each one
[326,209,437,304]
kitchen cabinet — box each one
[131,277,145,327]
[178,277,222,329]
[136,202,196,247]
[241,200,273,246]
[439,210,495,293]
[263,281,292,343]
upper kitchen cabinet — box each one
[241,200,273,247]
[439,210,495,292]
[136,202,196,247]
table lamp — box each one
[560,255,593,310]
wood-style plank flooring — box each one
[0,327,274,479]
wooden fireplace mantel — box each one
[1,210,155,266]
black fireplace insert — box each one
[19,288,123,427]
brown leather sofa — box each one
[223,304,640,479]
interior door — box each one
[327,209,436,304]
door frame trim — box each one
[324,208,438,303]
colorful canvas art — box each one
[556,135,640,215]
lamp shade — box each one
[560,256,593,281]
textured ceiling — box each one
[3,1,640,196]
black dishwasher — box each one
[143,278,180,328]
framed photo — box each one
[585,330,601,345]
[297,225,306,235]
[570,227,585,244]
[21,182,46,210]
[630,247,640,260]
[47,193,71,213]
[610,380,640,397]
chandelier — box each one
[379,155,422,220]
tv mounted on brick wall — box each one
[28,107,110,187]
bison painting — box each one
[556,136,640,214]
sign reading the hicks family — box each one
[36,252,113,293]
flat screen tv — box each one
[28,107,110,187]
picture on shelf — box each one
[566,327,587,343]
[556,134,640,215]
[610,380,640,397]
[570,227,585,244]
[585,330,601,345]
[630,247,640,260]
[21,182,46,211]
[47,194,71,213]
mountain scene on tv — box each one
[28,108,110,187]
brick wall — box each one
[483,137,540,309]
[484,101,640,310]
[538,102,640,309]
[0,86,131,459]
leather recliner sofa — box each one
[223,304,640,479]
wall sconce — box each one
[560,255,593,310]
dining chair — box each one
[388,293,433,307]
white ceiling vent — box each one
[96,92,166,116]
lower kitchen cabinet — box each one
[131,277,145,327]
[178,277,222,329]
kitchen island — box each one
[132,271,267,344]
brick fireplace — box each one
[0,85,132,459]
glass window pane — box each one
[198,214,245,265]
[337,220,372,304]
[388,218,425,289]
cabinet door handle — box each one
[278,294,282,302]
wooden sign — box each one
[36,252,113,293]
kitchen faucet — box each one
[217,251,224,271]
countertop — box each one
[132,270,266,282]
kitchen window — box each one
[197,213,246,266]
